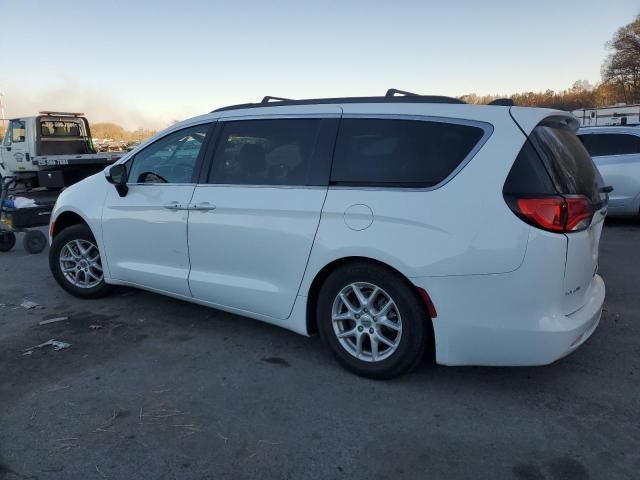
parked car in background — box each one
[578,126,640,217]
[48,92,608,378]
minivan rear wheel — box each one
[317,263,428,379]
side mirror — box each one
[107,164,128,197]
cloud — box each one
[1,82,195,131]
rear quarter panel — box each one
[300,105,532,293]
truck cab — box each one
[0,112,122,188]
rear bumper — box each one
[412,273,605,367]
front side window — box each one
[330,118,485,187]
[581,133,640,157]
[209,119,323,186]
[127,124,209,184]
[11,120,25,143]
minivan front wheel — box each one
[317,263,429,379]
[49,224,113,298]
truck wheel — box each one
[0,232,16,252]
[23,230,47,254]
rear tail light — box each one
[508,195,592,233]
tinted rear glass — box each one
[331,118,485,187]
[579,133,640,157]
[503,140,556,195]
[530,124,604,203]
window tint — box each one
[330,118,485,187]
[581,133,640,157]
[503,140,556,195]
[11,120,25,143]
[128,124,209,184]
[530,124,604,204]
[210,119,323,186]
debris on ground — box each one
[23,339,71,355]
[20,300,41,309]
[39,317,69,326]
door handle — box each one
[190,202,216,211]
[164,201,184,210]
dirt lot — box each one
[1,221,639,480]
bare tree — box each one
[601,15,640,104]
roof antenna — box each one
[488,98,514,106]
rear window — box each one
[529,123,604,204]
[330,118,486,187]
[579,133,640,157]
[40,120,84,138]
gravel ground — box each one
[1,220,639,480]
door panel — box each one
[102,184,195,296]
[593,154,640,210]
[4,119,30,172]
[188,186,326,318]
[186,114,339,319]
[100,122,212,295]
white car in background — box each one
[578,126,640,217]
[48,92,607,378]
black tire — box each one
[0,232,16,252]
[316,262,430,379]
[23,230,47,254]
[49,223,113,298]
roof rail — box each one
[385,88,420,97]
[213,91,465,112]
[261,96,293,104]
[39,111,85,117]
[488,99,514,107]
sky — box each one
[1,0,638,130]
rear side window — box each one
[580,133,640,157]
[209,119,325,186]
[330,118,486,187]
[530,124,604,204]
[503,140,556,195]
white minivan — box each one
[48,93,607,378]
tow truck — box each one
[0,112,124,253]
[0,111,124,188]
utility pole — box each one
[0,87,6,135]
[0,88,5,121]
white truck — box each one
[0,112,124,189]
[572,103,640,127]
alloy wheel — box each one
[331,282,402,362]
[59,239,104,289]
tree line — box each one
[90,123,157,142]
[462,14,640,109]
